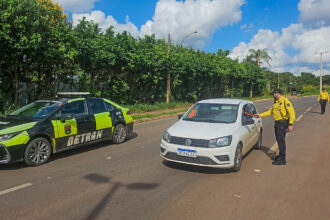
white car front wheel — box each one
[232,143,243,172]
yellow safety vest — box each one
[260,96,296,124]
[317,91,329,102]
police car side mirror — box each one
[61,113,74,123]
[242,118,254,126]
[178,114,183,119]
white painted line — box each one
[0,183,33,196]
[296,114,303,122]
[269,142,278,153]
[306,107,312,112]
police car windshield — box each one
[9,101,60,120]
[183,103,238,123]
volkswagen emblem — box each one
[185,139,192,146]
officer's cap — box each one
[272,88,283,94]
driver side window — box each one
[242,104,253,119]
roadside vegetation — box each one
[0,0,329,116]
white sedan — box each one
[160,99,262,172]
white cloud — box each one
[230,24,330,75]
[55,0,100,13]
[240,23,254,31]
[298,0,330,27]
[72,11,139,37]
[72,0,244,47]
[140,0,244,47]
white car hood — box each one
[167,120,239,140]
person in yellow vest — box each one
[317,88,329,114]
[255,88,295,165]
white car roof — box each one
[197,98,251,105]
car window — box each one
[9,101,60,120]
[61,101,88,117]
[249,104,257,115]
[104,101,117,111]
[88,100,107,114]
[183,103,238,123]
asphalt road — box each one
[1,96,329,220]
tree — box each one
[246,48,271,97]
[248,48,271,67]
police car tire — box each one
[254,130,262,149]
[112,123,127,144]
[24,137,51,166]
[232,143,243,172]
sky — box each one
[55,0,330,76]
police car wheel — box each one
[232,143,242,172]
[254,131,262,149]
[24,137,51,166]
[113,124,127,144]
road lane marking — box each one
[269,142,278,153]
[306,106,312,112]
[296,114,304,122]
[0,183,33,196]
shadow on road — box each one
[161,160,232,174]
[0,161,26,170]
[83,173,160,220]
[258,145,276,160]
[310,111,322,114]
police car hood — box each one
[0,117,37,133]
[167,119,238,140]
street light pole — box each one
[166,33,171,104]
[180,31,198,45]
[316,51,328,92]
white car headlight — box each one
[0,132,20,142]
[163,130,171,143]
[208,135,232,148]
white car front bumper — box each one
[160,139,235,168]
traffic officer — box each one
[255,88,295,165]
[317,88,329,114]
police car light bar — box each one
[57,92,91,96]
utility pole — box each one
[166,33,171,104]
[316,51,328,92]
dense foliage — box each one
[0,0,328,114]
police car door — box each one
[87,99,112,140]
[52,100,91,151]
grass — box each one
[132,108,189,120]
[125,102,190,114]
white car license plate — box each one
[177,148,197,158]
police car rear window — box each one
[88,100,107,114]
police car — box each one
[0,92,133,166]
[160,99,262,172]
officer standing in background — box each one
[255,89,295,165]
[317,88,329,114]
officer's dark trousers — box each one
[275,120,288,159]
[320,100,327,114]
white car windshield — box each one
[183,103,238,123]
